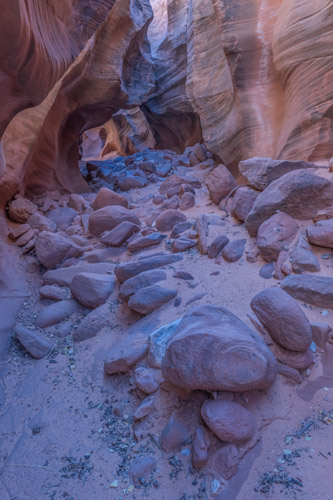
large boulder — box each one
[7,197,38,223]
[88,206,140,236]
[70,273,116,308]
[281,275,333,309]
[35,231,83,269]
[239,157,315,190]
[91,187,129,210]
[206,165,237,204]
[162,305,277,391]
[245,170,333,236]
[201,399,256,444]
[257,213,298,262]
[250,287,312,351]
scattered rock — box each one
[129,456,157,485]
[257,213,298,262]
[148,320,182,369]
[134,395,155,421]
[171,237,197,253]
[104,336,148,375]
[259,262,274,279]
[16,325,54,359]
[68,194,88,212]
[153,194,166,205]
[192,426,210,468]
[276,362,302,384]
[101,221,140,246]
[115,254,182,283]
[128,286,177,315]
[281,274,333,309]
[310,322,331,348]
[162,305,276,391]
[46,207,77,230]
[8,223,31,240]
[91,187,128,210]
[128,233,167,252]
[307,223,333,248]
[28,213,57,232]
[179,192,195,211]
[290,234,321,273]
[208,445,240,480]
[88,206,140,236]
[119,269,167,301]
[39,285,70,301]
[161,414,190,452]
[155,209,187,232]
[208,235,229,259]
[70,273,115,308]
[7,197,38,223]
[222,239,246,262]
[250,287,312,351]
[74,303,110,342]
[246,170,333,236]
[232,187,259,221]
[272,344,314,369]
[15,228,38,247]
[135,367,159,394]
[35,231,83,269]
[171,221,193,238]
[36,300,78,328]
[118,175,147,191]
[206,165,237,204]
[43,262,115,286]
[173,271,194,280]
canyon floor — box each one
[1,150,333,500]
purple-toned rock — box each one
[91,187,128,210]
[89,206,140,236]
[16,325,54,359]
[206,165,237,204]
[232,186,259,221]
[15,228,38,246]
[192,426,210,468]
[104,338,148,375]
[70,273,115,308]
[68,194,87,212]
[28,213,57,232]
[171,238,197,253]
[161,415,190,452]
[251,287,312,351]
[257,213,298,262]
[246,170,333,236]
[134,367,159,394]
[115,254,182,283]
[155,209,187,232]
[128,286,177,315]
[310,322,331,348]
[36,300,78,328]
[222,239,246,262]
[161,195,180,210]
[118,175,147,191]
[239,157,315,190]
[208,445,240,480]
[208,235,229,259]
[39,285,70,301]
[290,235,320,273]
[201,399,255,444]
[153,194,166,205]
[7,197,37,223]
[46,207,77,230]
[272,344,314,369]
[134,395,155,420]
[171,221,193,238]
[159,174,201,195]
[101,221,140,246]
[179,192,195,211]
[35,231,83,269]
[281,274,333,309]
[43,262,115,286]
[162,305,276,391]
[129,457,157,485]
[307,223,333,248]
[74,303,111,342]
[128,233,166,253]
[119,269,166,301]
[8,223,31,240]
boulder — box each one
[8,223,31,240]
[281,274,333,309]
[155,209,187,232]
[115,254,182,283]
[128,286,177,315]
[245,170,333,236]
[35,231,83,269]
[208,445,240,480]
[91,187,128,210]
[290,235,320,273]
[250,287,312,351]
[231,187,259,221]
[100,221,140,246]
[161,195,180,210]
[7,197,37,223]
[134,367,159,394]
[39,285,70,301]
[159,174,201,195]
[208,235,229,259]
[16,326,54,359]
[171,221,193,238]
[15,228,38,246]
[192,426,210,468]
[134,395,155,421]
[160,415,190,452]
[70,273,115,308]
[257,213,298,262]
[119,269,167,301]
[239,157,315,190]
[129,457,157,485]
[171,237,197,253]
[272,344,314,369]
[36,300,78,328]
[88,206,140,236]
[28,213,57,232]
[162,305,277,391]
[68,194,88,212]
[46,207,77,230]
[104,338,148,374]
[118,175,147,191]
[307,223,333,248]
[179,192,195,211]
[222,239,246,262]
[311,322,331,348]
[148,319,182,368]
[201,399,255,443]
[206,165,237,204]
[73,303,111,342]
[128,233,167,252]
[43,262,115,286]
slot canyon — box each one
[0,1,333,499]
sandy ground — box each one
[0,161,333,500]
